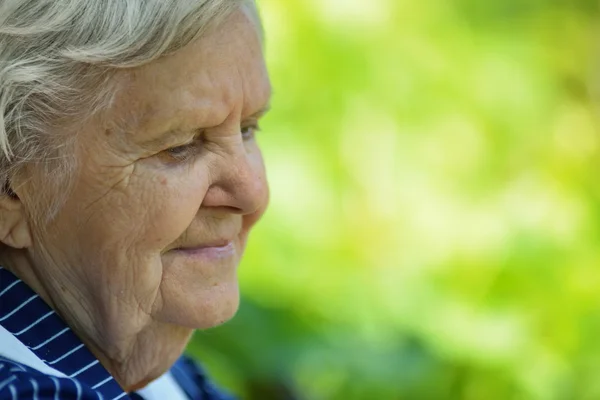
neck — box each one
[0,248,193,392]
[84,323,193,392]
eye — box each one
[241,122,261,141]
[159,140,201,163]
[168,143,193,156]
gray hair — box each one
[0,0,258,214]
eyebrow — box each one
[137,127,197,150]
[247,103,271,119]
[139,102,272,150]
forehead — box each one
[112,8,271,138]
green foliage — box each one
[188,0,600,398]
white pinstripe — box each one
[70,360,99,378]
[8,384,16,400]
[0,295,38,322]
[14,310,55,336]
[72,378,82,400]
[0,376,16,391]
[49,377,60,400]
[91,376,112,390]
[31,327,69,350]
[48,343,84,365]
[29,378,39,400]
[0,280,20,297]
[52,377,63,400]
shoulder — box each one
[0,358,101,400]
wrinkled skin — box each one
[0,7,270,391]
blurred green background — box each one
[188,0,600,399]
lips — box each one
[170,240,237,260]
[174,240,232,251]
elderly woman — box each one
[0,0,270,399]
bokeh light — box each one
[188,1,600,399]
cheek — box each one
[139,169,211,250]
[59,163,211,259]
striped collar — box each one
[0,266,126,399]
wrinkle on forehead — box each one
[107,8,268,144]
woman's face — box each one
[18,7,270,350]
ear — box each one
[0,191,32,249]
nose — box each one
[201,150,268,216]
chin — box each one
[157,280,241,330]
[195,282,241,329]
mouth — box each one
[171,240,236,260]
